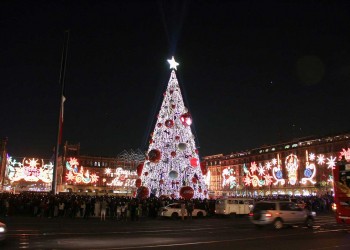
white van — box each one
[215,197,254,216]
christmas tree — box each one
[137,57,208,199]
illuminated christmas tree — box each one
[137,57,208,199]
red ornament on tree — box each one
[159,179,164,185]
[165,119,174,128]
[144,172,149,176]
[180,112,192,126]
[137,186,149,199]
[157,123,162,127]
[148,149,161,163]
[192,177,198,184]
[137,163,143,176]
[171,104,176,109]
[200,162,208,175]
[175,136,180,140]
[190,157,199,167]
[171,151,176,157]
[179,186,194,200]
[135,178,142,188]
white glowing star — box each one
[326,156,336,169]
[271,158,277,165]
[265,162,272,170]
[309,153,315,161]
[317,154,325,165]
[105,168,111,175]
[258,165,265,176]
[167,56,179,70]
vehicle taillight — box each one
[265,213,272,217]
[249,212,254,217]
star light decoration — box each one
[167,56,179,70]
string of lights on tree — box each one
[137,57,208,199]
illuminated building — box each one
[1,142,145,195]
[57,142,145,195]
[203,132,350,197]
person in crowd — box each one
[181,202,186,220]
[186,200,194,220]
[100,199,108,221]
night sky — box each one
[2,0,350,160]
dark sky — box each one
[1,0,350,159]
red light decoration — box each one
[165,119,174,128]
[190,157,199,167]
[148,149,161,163]
[180,112,192,126]
[192,177,198,184]
[137,163,143,176]
[137,186,149,199]
[179,186,194,200]
[200,162,208,175]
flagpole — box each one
[52,30,70,194]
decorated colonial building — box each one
[1,141,145,195]
[203,132,350,198]
[57,142,145,195]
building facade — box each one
[57,142,145,196]
[1,141,145,196]
[203,132,350,198]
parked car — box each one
[0,221,7,242]
[215,197,254,216]
[159,203,207,219]
[249,200,316,229]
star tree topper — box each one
[167,56,179,70]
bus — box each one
[215,197,254,216]
[332,157,350,224]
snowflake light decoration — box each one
[317,154,325,165]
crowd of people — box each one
[0,192,334,220]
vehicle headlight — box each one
[0,227,5,233]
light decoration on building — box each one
[241,149,348,188]
[285,154,299,185]
[339,148,350,161]
[243,162,273,187]
[6,156,53,183]
[326,156,336,169]
[106,167,138,187]
[272,154,285,186]
[222,167,237,189]
[65,157,99,184]
[301,150,317,185]
[317,154,325,165]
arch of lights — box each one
[242,149,349,188]
[6,156,54,183]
